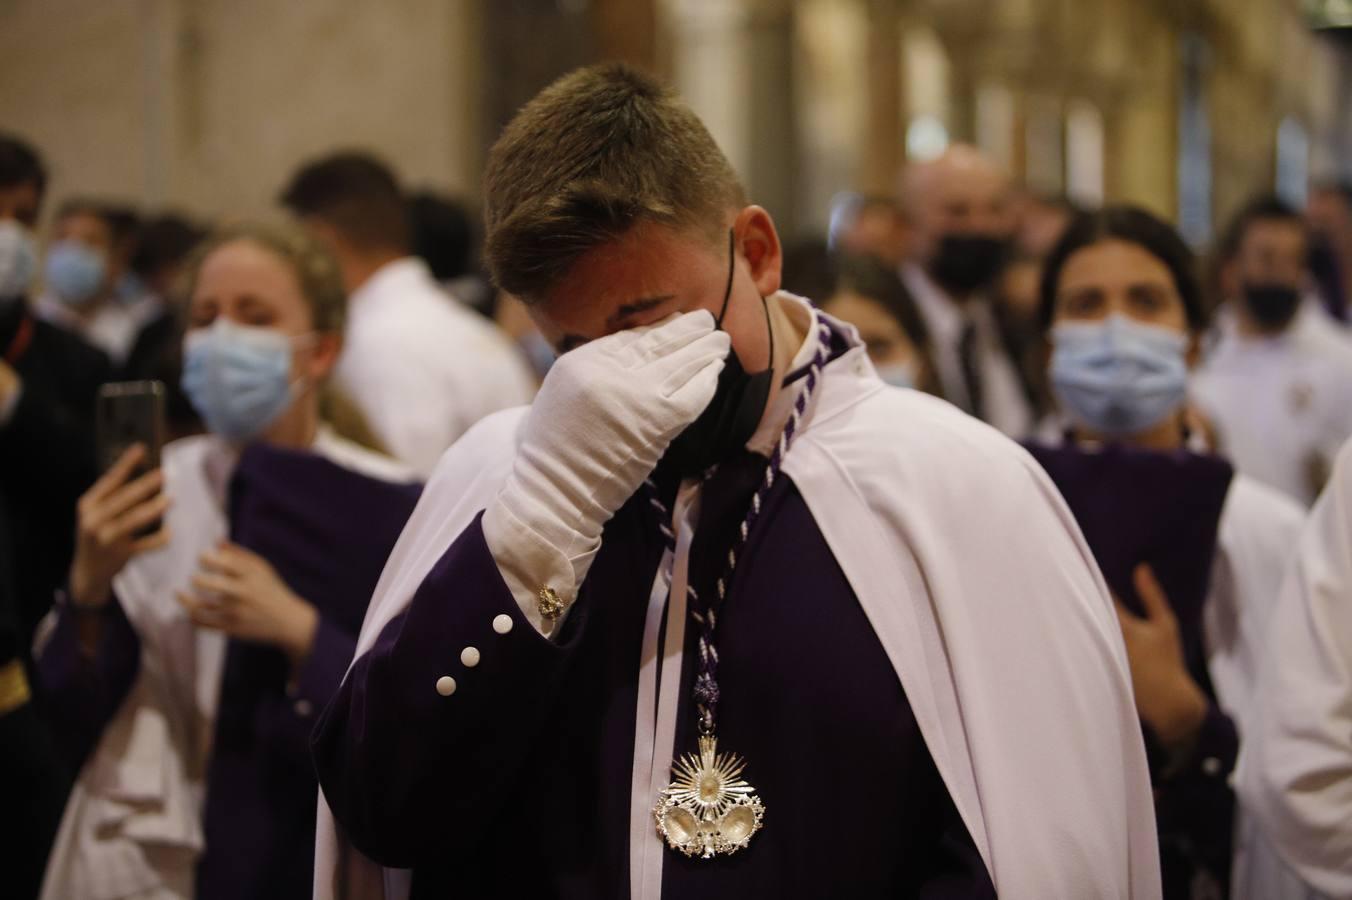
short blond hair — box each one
[483,63,746,303]
[182,221,347,335]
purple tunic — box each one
[38,443,421,900]
[313,450,996,899]
[1024,442,1240,899]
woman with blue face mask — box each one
[1029,207,1309,900]
[34,223,422,900]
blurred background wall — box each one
[2,0,1349,244]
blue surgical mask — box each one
[1050,314,1188,437]
[181,319,307,442]
[44,240,108,306]
[0,220,37,302]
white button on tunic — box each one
[436,676,457,697]
[492,614,514,635]
[460,647,481,668]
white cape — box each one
[316,306,1161,899]
[1236,438,1352,900]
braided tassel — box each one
[646,322,832,736]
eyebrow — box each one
[605,295,675,329]
[557,294,678,355]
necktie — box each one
[958,319,985,420]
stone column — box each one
[744,0,800,233]
[862,0,903,195]
[663,0,755,181]
[663,0,800,232]
[594,0,659,70]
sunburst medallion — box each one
[653,735,765,858]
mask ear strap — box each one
[715,229,736,328]
[762,292,775,379]
[720,227,776,375]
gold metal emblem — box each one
[536,586,565,621]
[654,735,764,858]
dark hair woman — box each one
[1030,206,1307,899]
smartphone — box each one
[96,381,167,536]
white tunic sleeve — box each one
[1206,475,1305,730]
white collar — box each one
[34,291,120,331]
[350,257,437,308]
[198,422,346,503]
[1208,295,1331,354]
[745,292,836,457]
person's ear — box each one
[733,206,782,297]
[307,333,342,382]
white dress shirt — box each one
[1192,301,1352,506]
[35,291,162,367]
[901,263,1032,438]
[334,257,536,478]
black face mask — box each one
[1243,282,1302,331]
[663,230,774,478]
[928,233,1009,296]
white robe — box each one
[315,300,1161,899]
[1235,437,1352,900]
[1208,476,1309,899]
[1207,474,1307,731]
[37,428,411,900]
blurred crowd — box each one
[2,71,1352,900]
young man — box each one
[35,199,154,367]
[280,153,536,477]
[314,64,1159,899]
[1192,196,1352,506]
[899,146,1033,438]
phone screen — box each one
[96,381,167,536]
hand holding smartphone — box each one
[96,381,167,538]
[67,382,172,609]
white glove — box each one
[483,310,729,632]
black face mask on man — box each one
[928,233,1009,297]
[663,230,774,478]
[1242,282,1303,331]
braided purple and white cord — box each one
[645,321,832,736]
